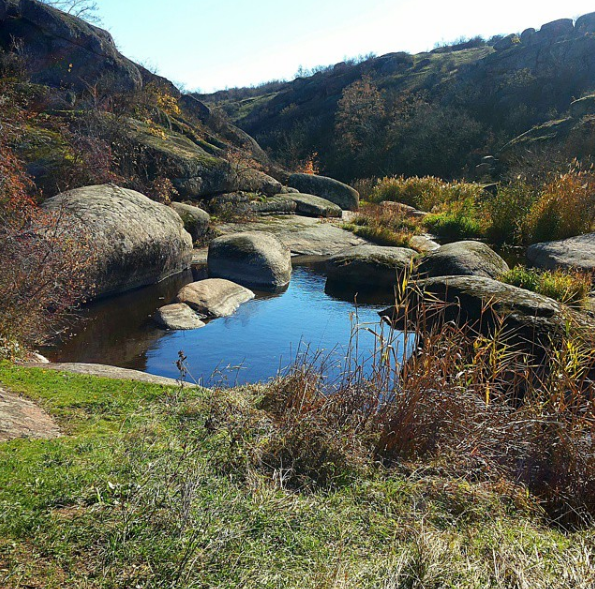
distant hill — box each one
[197,14,595,182]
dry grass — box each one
[243,281,595,526]
[343,203,421,247]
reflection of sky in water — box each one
[49,265,409,386]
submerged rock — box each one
[287,173,359,211]
[42,185,193,298]
[154,303,205,330]
[177,279,254,318]
[527,233,595,272]
[416,241,509,279]
[208,232,292,289]
[326,245,417,288]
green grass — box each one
[500,266,592,306]
[1,363,594,587]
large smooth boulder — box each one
[154,303,205,330]
[42,185,193,298]
[287,173,359,211]
[380,275,595,353]
[286,193,342,218]
[208,232,292,289]
[538,18,574,40]
[416,241,509,279]
[177,279,254,317]
[527,233,595,272]
[170,202,210,242]
[326,245,417,288]
[249,196,297,216]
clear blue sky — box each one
[95,0,595,92]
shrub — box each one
[526,170,595,243]
[423,211,482,240]
[484,180,537,245]
[500,266,592,306]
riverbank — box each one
[1,363,594,588]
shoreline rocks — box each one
[42,185,193,299]
[527,233,595,272]
[177,278,255,318]
[416,241,509,279]
[208,232,292,289]
[326,245,417,288]
[154,303,206,330]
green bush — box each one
[423,211,482,240]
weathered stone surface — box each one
[177,278,254,317]
[380,275,595,353]
[208,232,292,289]
[538,18,574,39]
[287,173,359,211]
[249,196,297,216]
[416,241,509,279]
[326,245,417,288]
[0,387,60,442]
[409,235,441,253]
[217,216,369,256]
[27,362,195,386]
[154,303,205,330]
[280,186,300,194]
[527,233,595,272]
[42,185,193,298]
[0,0,145,93]
[124,119,278,199]
[170,202,210,241]
[286,193,342,218]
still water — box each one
[45,262,405,386]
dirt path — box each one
[0,387,60,442]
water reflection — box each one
[46,263,401,385]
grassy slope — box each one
[0,364,593,588]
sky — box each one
[95,0,595,92]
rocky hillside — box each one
[0,0,286,201]
[198,13,595,181]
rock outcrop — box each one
[287,174,359,211]
[177,278,254,317]
[208,232,292,289]
[42,185,193,298]
[326,245,417,288]
[527,233,595,272]
[416,241,509,279]
[153,303,205,330]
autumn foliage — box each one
[0,77,94,353]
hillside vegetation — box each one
[199,14,595,182]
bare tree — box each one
[39,0,100,23]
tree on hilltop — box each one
[39,0,100,23]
